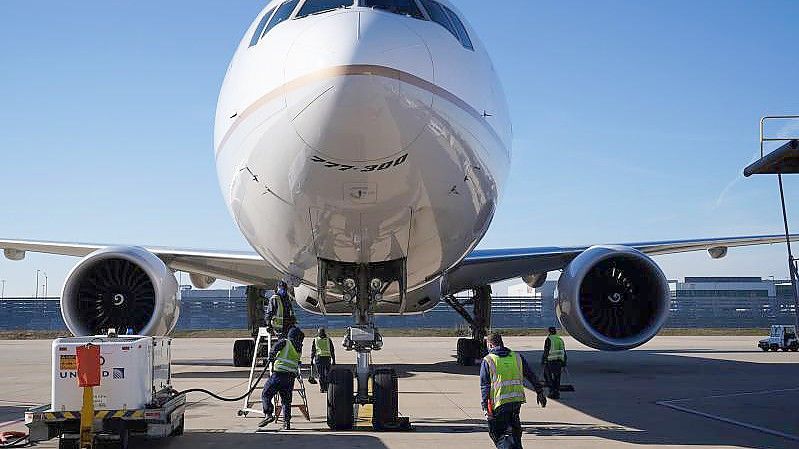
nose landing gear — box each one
[320,261,408,431]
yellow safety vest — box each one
[271,295,285,329]
[484,351,526,410]
[547,335,566,362]
[315,337,331,358]
[272,340,300,374]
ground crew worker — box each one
[265,280,296,336]
[311,327,336,393]
[480,332,546,449]
[259,326,304,430]
[541,326,567,399]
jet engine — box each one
[60,247,180,336]
[556,245,670,350]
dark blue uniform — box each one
[261,328,304,426]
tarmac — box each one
[1,335,797,449]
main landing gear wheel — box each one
[456,338,483,366]
[327,367,355,430]
[233,339,255,367]
[58,437,79,449]
[372,368,399,431]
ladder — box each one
[237,327,310,421]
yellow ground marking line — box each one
[354,377,374,429]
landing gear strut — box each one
[444,285,492,366]
[233,286,270,367]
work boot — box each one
[258,413,276,428]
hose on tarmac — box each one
[0,431,30,448]
[175,362,272,402]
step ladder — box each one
[237,327,310,421]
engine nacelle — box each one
[61,247,180,336]
[556,245,669,350]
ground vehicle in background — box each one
[758,325,799,351]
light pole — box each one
[35,269,41,299]
[0,280,5,299]
[42,272,48,298]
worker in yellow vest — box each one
[480,333,546,449]
[310,327,336,393]
[259,326,304,430]
[265,281,296,336]
[541,327,567,399]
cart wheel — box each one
[760,346,769,352]
[93,436,123,449]
[58,437,79,449]
[171,417,185,436]
[119,428,130,449]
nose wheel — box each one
[327,368,355,430]
[325,364,400,431]
[372,368,399,430]
[326,325,403,430]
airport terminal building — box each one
[0,277,796,331]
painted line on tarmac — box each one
[0,419,23,429]
[656,388,799,443]
[661,387,799,403]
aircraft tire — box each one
[457,338,481,366]
[233,339,255,367]
[327,368,354,430]
[372,368,399,431]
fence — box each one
[0,291,795,331]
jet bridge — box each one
[744,115,799,329]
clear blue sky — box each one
[1,1,799,297]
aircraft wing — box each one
[0,238,280,286]
[446,234,796,294]
[3,235,795,293]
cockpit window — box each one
[297,0,354,18]
[249,7,276,47]
[419,0,456,39]
[418,0,473,50]
[363,0,424,19]
[264,0,301,35]
[441,4,473,50]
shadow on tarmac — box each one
[172,359,236,367]
[0,405,29,424]
[173,370,249,379]
[393,348,798,449]
[168,346,797,448]
[139,432,389,449]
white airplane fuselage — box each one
[214,1,511,314]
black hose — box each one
[0,433,30,449]
[175,363,271,402]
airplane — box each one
[1,0,793,430]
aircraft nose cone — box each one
[285,11,434,163]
